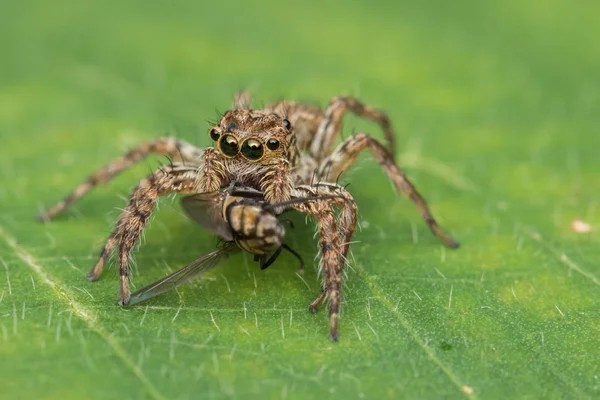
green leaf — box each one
[1,1,599,399]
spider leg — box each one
[106,164,205,305]
[89,157,226,297]
[259,159,293,207]
[307,204,342,342]
[37,137,203,221]
[87,230,119,282]
[310,96,395,163]
[308,289,327,313]
[317,133,459,248]
[294,183,357,262]
[233,91,252,110]
[291,186,357,342]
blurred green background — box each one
[1,0,599,399]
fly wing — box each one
[181,191,234,241]
[127,242,239,306]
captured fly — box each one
[181,183,303,270]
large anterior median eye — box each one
[241,138,264,160]
[219,135,239,157]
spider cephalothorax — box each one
[200,109,299,205]
[210,110,296,164]
[37,92,459,341]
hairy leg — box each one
[317,132,459,248]
[310,96,396,163]
[233,91,252,110]
[37,137,203,220]
[259,159,293,208]
[89,148,225,282]
[308,290,327,313]
[89,151,228,302]
[107,164,205,305]
[292,184,358,341]
[293,183,357,261]
[293,200,342,341]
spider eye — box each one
[282,119,291,130]
[219,135,239,157]
[209,128,220,141]
[241,139,264,160]
[266,138,280,150]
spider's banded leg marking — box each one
[294,183,357,262]
[308,289,327,313]
[88,155,223,281]
[88,149,225,282]
[197,147,227,193]
[87,230,119,282]
[110,164,205,305]
[292,198,344,341]
[37,137,203,220]
[259,159,293,207]
[293,183,357,341]
[317,133,459,248]
[310,96,396,163]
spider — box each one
[37,92,459,341]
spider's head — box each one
[209,110,294,165]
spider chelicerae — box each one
[38,92,459,341]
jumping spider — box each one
[38,92,459,341]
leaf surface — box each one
[1,1,599,398]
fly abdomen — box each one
[225,202,285,256]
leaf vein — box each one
[0,224,167,400]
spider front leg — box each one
[259,159,293,208]
[86,147,225,283]
[99,164,207,305]
[292,184,357,341]
[90,149,226,296]
[37,137,203,221]
[310,96,396,163]
[232,91,252,110]
[293,200,343,341]
[317,133,459,248]
[294,183,357,262]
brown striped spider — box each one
[37,92,459,341]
